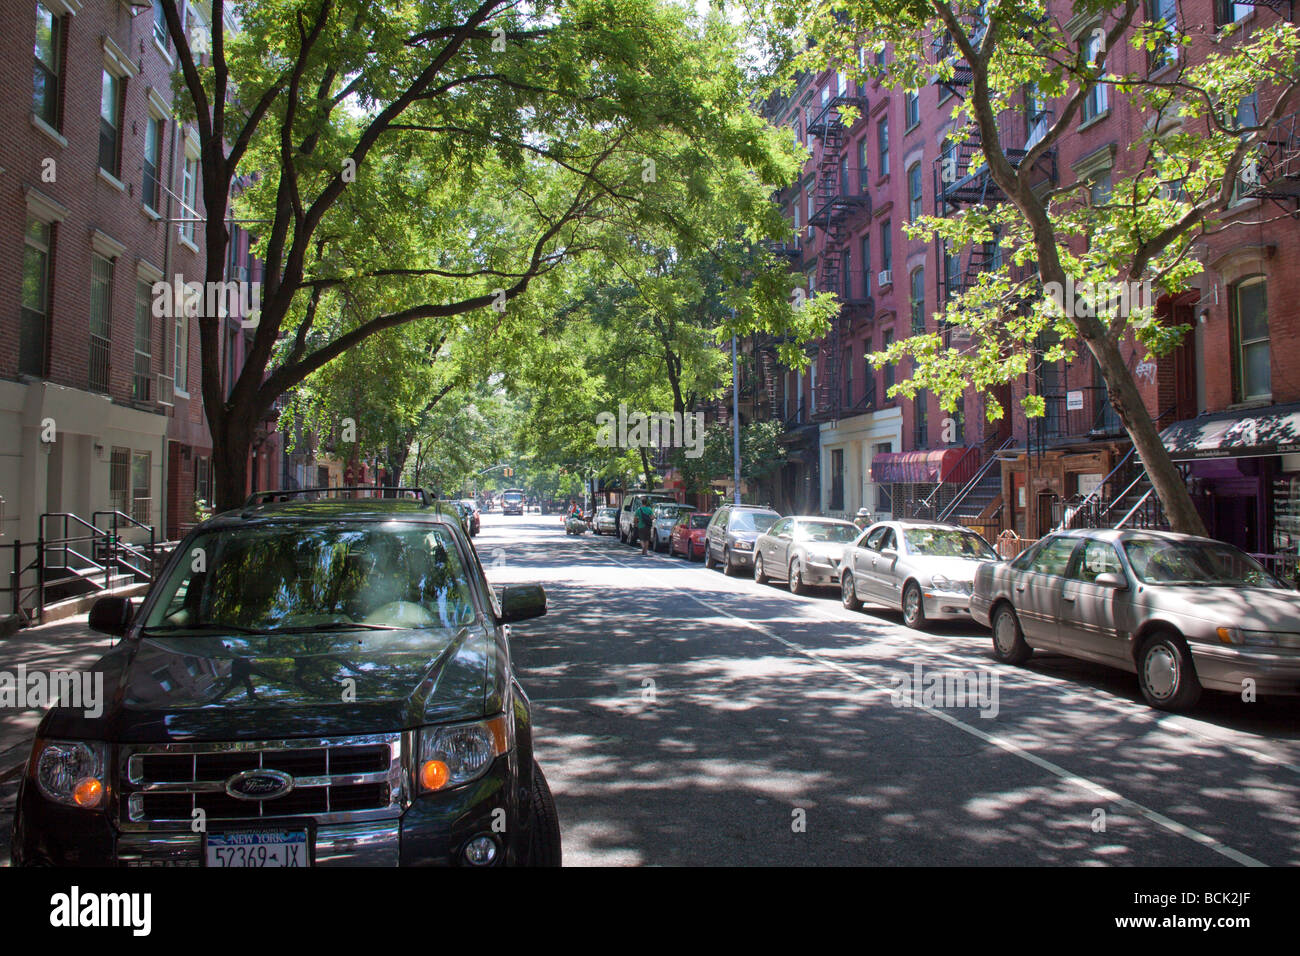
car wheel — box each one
[788,561,807,595]
[754,553,768,584]
[526,760,562,867]
[901,581,926,629]
[651,532,659,551]
[841,571,861,611]
[1138,631,1202,711]
[704,542,715,569]
[991,604,1032,665]
[723,547,736,576]
[686,541,696,561]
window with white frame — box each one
[34,2,62,128]
[99,69,123,177]
[1081,30,1109,122]
[180,149,199,243]
[1232,275,1270,402]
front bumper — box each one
[12,756,527,867]
[1190,643,1300,697]
[922,589,975,620]
[801,560,840,586]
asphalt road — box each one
[489,511,1300,867]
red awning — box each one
[871,448,981,484]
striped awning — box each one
[871,448,981,484]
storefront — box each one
[1160,401,1300,559]
[819,406,903,518]
[870,444,983,522]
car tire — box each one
[754,553,768,584]
[1138,631,1202,711]
[841,571,861,611]
[991,604,1032,665]
[788,560,806,596]
[901,581,926,629]
[722,546,736,576]
[686,541,696,561]
[526,761,562,867]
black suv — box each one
[11,488,560,867]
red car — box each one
[670,512,713,560]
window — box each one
[1232,275,1270,402]
[1072,539,1124,583]
[152,0,169,48]
[880,219,892,273]
[1232,94,1260,202]
[1028,536,1080,577]
[843,345,853,406]
[881,329,894,392]
[860,235,871,297]
[1148,0,1177,70]
[110,447,131,514]
[877,116,890,176]
[1081,30,1109,122]
[1090,172,1112,205]
[1214,0,1251,27]
[793,191,802,233]
[842,248,852,299]
[20,217,52,378]
[904,90,919,129]
[132,452,151,523]
[857,137,869,191]
[831,448,845,511]
[951,399,965,444]
[806,184,815,231]
[907,162,923,219]
[99,70,123,178]
[839,154,850,197]
[89,254,113,393]
[910,266,926,333]
[143,116,163,212]
[944,245,961,298]
[174,305,189,393]
[180,153,199,243]
[875,48,886,68]
[134,280,153,401]
[33,2,62,128]
[915,388,928,447]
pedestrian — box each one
[635,500,656,556]
[854,508,872,531]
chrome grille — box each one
[119,733,404,828]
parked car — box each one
[458,498,481,536]
[755,517,860,595]
[10,488,560,867]
[564,512,589,535]
[618,492,678,544]
[972,528,1300,711]
[841,520,999,628]
[593,506,619,535]
[704,504,781,575]
[650,504,696,552]
[670,512,713,560]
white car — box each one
[754,517,860,595]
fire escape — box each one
[807,89,873,421]
[1245,110,1300,211]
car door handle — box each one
[1015,585,1025,592]
[1062,595,1076,602]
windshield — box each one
[730,511,778,533]
[1122,537,1282,588]
[689,514,711,529]
[503,493,523,502]
[796,521,859,543]
[903,528,997,559]
[143,522,479,633]
[655,505,693,519]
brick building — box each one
[758,1,1299,563]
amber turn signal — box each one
[420,759,450,791]
[73,776,104,808]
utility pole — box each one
[732,311,741,505]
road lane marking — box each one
[588,547,1267,867]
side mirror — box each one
[89,596,134,637]
[499,584,547,624]
[1093,572,1129,589]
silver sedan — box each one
[971,528,1300,711]
[840,520,999,628]
[754,517,860,595]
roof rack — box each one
[242,487,432,510]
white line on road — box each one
[589,546,1267,867]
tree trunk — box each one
[211,413,255,512]
[1088,335,1207,536]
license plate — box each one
[205,830,309,868]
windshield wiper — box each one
[141,622,262,635]
[265,622,403,633]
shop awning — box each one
[1160,402,1300,460]
[871,448,981,484]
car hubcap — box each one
[755,557,763,578]
[905,589,919,621]
[995,614,1015,653]
[1145,645,1178,700]
[842,576,853,604]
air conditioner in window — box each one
[877,270,893,287]
[157,373,175,407]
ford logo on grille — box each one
[225,769,294,801]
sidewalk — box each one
[0,614,119,779]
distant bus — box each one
[502,488,525,515]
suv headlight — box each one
[416,715,511,793]
[733,539,753,550]
[33,739,109,809]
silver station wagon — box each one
[971,529,1300,711]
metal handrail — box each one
[937,436,1016,523]
[1115,487,1155,529]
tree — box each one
[156,0,819,508]
[767,0,1300,534]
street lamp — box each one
[732,308,740,506]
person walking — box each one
[635,500,656,556]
